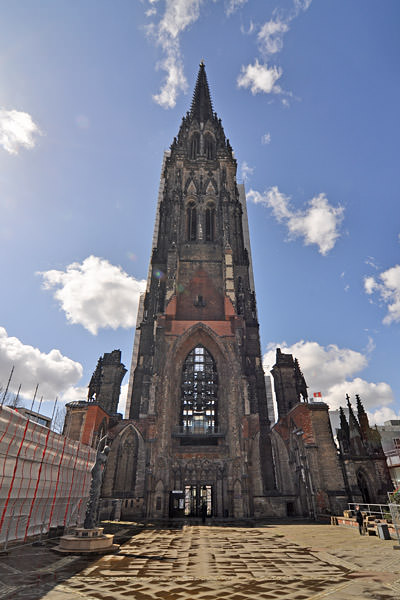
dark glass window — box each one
[186,202,197,241]
[205,205,215,241]
[204,134,215,160]
[190,133,200,159]
[181,345,218,433]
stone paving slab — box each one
[0,522,399,599]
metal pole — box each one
[37,396,43,415]
[1,366,14,407]
[30,384,39,412]
[50,397,58,430]
[14,384,22,406]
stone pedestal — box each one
[55,527,119,554]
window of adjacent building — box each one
[393,438,400,449]
[205,204,215,241]
[181,345,218,433]
[186,202,197,241]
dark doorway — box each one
[357,471,371,503]
[169,491,185,518]
[287,501,295,516]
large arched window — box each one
[186,201,197,241]
[113,427,138,498]
[205,204,215,241]
[189,133,200,159]
[181,345,218,433]
[204,134,215,160]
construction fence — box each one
[0,405,96,546]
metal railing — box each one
[172,425,225,437]
[348,502,391,519]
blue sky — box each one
[0,0,399,425]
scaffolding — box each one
[0,405,95,546]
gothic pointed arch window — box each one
[205,202,215,241]
[189,132,200,159]
[113,427,138,498]
[181,345,218,433]
[204,133,215,160]
[186,201,197,241]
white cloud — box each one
[237,60,283,95]
[241,161,254,182]
[239,0,312,100]
[118,383,129,416]
[365,256,378,270]
[37,255,146,335]
[148,0,202,109]
[263,340,395,422]
[0,108,41,155]
[247,186,344,255]
[368,406,400,426]
[364,265,400,325]
[0,327,82,400]
[261,132,271,145]
[240,20,255,35]
[225,0,248,17]
[258,18,289,56]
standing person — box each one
[201,501,207,524]
[355,505,364,535]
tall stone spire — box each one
[356,393,369,439]
[190,61,214,123]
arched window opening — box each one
[205,204,215,241]
[181,345,218,433]
[189,133,200,159]
[357,471,371,503]
[186,202,197,241]
[113,429,138,498]
[204,134,215,160]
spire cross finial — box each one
[200,59,205,66]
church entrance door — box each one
[184,484,212,517]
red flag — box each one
[313,392,322,398]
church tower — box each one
[113,63,280,519]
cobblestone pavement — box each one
[1,521,400,599]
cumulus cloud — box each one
[368,406,400,425]
[241,161,254,182]
[0,108,41,155]
[0,327,82,401]
[237,60,283,95]
[225,0,248,17]
[147,0,202,109]
[364,264,400,325]
[37,255,146,335]
[247,186,344,255]
[263,340,395,422]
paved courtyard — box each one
[1,521,400,599]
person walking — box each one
[355,505,364,535]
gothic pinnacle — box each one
[190,61,214,123]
